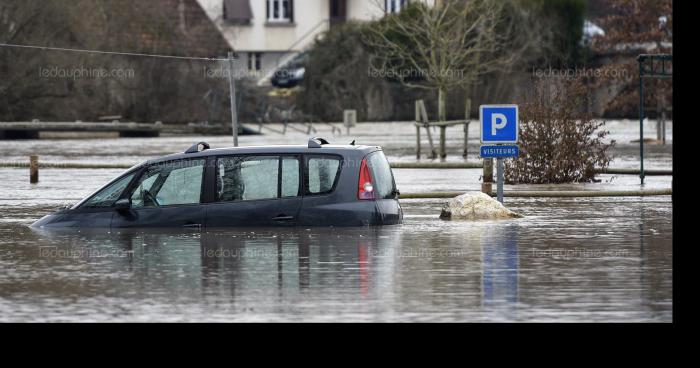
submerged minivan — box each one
[31,138,403,229]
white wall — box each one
[195,0,417,53]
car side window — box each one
[306,156,341,195]
[81,172,136,208]
[281,157,300,197]
[217,156,280,201]
[130,159,205,208]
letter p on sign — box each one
[480,105,518,144]
[491,113,508,136]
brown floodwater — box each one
[0,121,672,321]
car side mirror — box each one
[114,198,131,211]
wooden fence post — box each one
[415,126,421,159]
[415,101,421,159]
[463,98,471,158]
[439,126,446,159]
[482,158,493,195]
[416,100,437,159]
[30,155,39,183]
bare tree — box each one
[364,0,543,123]
[0,0,76,120]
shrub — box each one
[504,79,615,184]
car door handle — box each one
[183,223,202,228]
[272,215,294,221]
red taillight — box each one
[358,157,375,200]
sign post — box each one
[480,105,519,203]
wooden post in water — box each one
[439,126,446,159]
[415,101,421,159]
[463,98,471,158]
[482,158,493,194]
[416,100,437,159]
[661,107,667,144]
[343,109,357,136]
[415,125,421,159]
[29,155,39,183]
[438,88,446,159]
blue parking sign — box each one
[480,105,518,143]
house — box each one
[196,0,424,84]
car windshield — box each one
[81,172,136,208]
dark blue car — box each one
[31,138,403,228]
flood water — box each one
[0,120,673,322]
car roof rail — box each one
[185,142,210,154]
[308,137,329,148]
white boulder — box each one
[440,192,522,220]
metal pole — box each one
[638,59,645,185]
[497,158,504,203]
[227,51,239,147]
[463,98,471,158]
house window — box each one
[266,0,294,23]
[386,0,408,14]
[247,52,262,71]
[223,0,253,25]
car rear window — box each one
[305,155,341,195]
[367,151,396,199]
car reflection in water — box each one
[23,211,669,322]
[29,226,407,305]
[197,228,384,298]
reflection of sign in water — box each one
[482,226,519,317]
